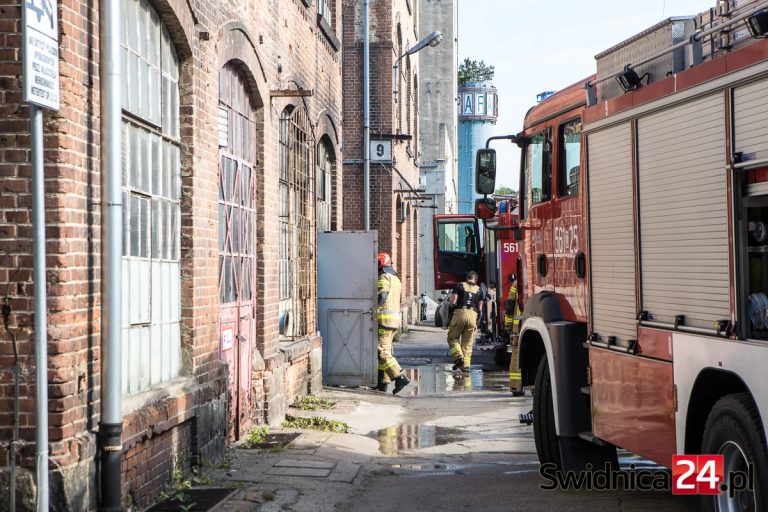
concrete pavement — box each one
[208,325,699,512]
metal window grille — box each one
[219,64,258,307]
[279,107,315,339]
[120,0,182,394]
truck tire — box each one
[533,355,562,467]
[700,393,768,512]
[434,307,442,328]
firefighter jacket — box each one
[378,272,401,329]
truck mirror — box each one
[475,197,497,220]
[475,149,497,195]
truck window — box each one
[559,119,581,197]
[526,132,551,205]
[438,221,478,254]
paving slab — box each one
[273,459,337,470]
[266,467,333,478]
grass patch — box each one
[262,491,275,502]
[282,415,349,433]
[293,395,335,411]
[242,426,269,449]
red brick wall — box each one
[0,0,343,508]
[341,0,421,311]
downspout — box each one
[99,0,123,509]
[363,0,370,231]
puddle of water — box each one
[371,424,467,456]
[400,365,509,396]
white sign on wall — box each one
[476,93,486,115]
[371,139,392,161]
[463,94,474,115]
[23,0,60,110]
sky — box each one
[457,0,718,189]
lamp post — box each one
[393,31,443,103]
[362,10,442,231]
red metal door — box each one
[219,64,258,440]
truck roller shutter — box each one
[734,78,768,195]
[637,94,728,329]
[735,78,768,161]
[587,123,637,343]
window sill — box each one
[122,375,195,416]
[317,13,340,52]
[280,336,318,362]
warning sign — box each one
[23,0,60,111]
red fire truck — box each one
[432,198,522,360]
[469,4,768,510]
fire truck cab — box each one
[432,199,522,359]
[482,6,768,510]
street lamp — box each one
[393,31,443,103]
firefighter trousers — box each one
[447,308,478,368]
[378,327,402,383]
[508,332,522,393]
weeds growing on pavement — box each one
[293,395,335,411]
[282,415,349,433]
[242,426,270,449]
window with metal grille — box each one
[279,107,315,339]
[121,0,181,394]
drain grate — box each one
[145,488,235,512]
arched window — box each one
[316,138,334,232]
[279,107,314,339]
[396,25,403,134]
[406,57,412,152]
[121,0,181,394]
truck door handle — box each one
[537,254,548,277]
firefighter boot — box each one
[452,357,465,371]
[392,374,411,395]
[376,371,388,392]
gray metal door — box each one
[318,231,378,386]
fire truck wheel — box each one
[533,356,562,468]
[700,393,768,512]
[434,308,442,328]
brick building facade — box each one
[0,0,343,509]
[342,0,421,322]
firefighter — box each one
[447,270,484,373]
[504,274,524,396]
[376,252,411,395]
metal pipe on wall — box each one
[99,0,123,508]
[363,0,371,231]
[30,104,49,512]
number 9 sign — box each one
[371,140,392,162]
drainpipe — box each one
[99,0,123,509]
[363,0,370,231]
[30,105,49,512]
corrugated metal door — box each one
[587,123,637,343]
[637,94,728,328]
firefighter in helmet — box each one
[504,273,524,396]
[376,252,411,395]
[447,270,484,373]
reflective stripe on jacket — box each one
[378,273,401,329]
